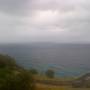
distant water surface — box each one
[0,43,90,76]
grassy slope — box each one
[34,75,76,81]
[34,75,90,90]
[36,84,90,90]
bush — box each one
[0,54,35,90]
[0,54,16,68]
[45,69,55,78]
[30,69,38,75]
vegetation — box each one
[0,54,35,90]
[72,73,90,88]
[35,72,90,90]
[30,69,38,75]
[0,54,16,68]
[45,69,55,78]
[36,85,90,90]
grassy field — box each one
[36,84,90,90]
[34,75,90,90]
[34,75,76,81]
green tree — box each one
[45,69,55,78]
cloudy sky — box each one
[0,0,90,43]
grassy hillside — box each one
[36,84,90,90]
[34,74,90,90]
[0,54,34,90]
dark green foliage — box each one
[0,54,16,68]
[0,54,35,90]
[30,69,38,75]
[45,69,55,78]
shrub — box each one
[30,69,38,75]
[0,54,35,90]
[45,69,55,78]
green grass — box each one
[36,85,90,90]
[34,75,76,81]
[35,75,90,90]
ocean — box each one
[0,43,90,77]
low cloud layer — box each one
[0,0,90,43]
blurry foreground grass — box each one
[36,84,90,90]
[34,75,90,90]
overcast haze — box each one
[0,0,90,43]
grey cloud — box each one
[30,0,90,43]
[0,0,90,43]
[32,0,89,12]
[0,0,32,15]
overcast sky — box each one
[0,0,90,43]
